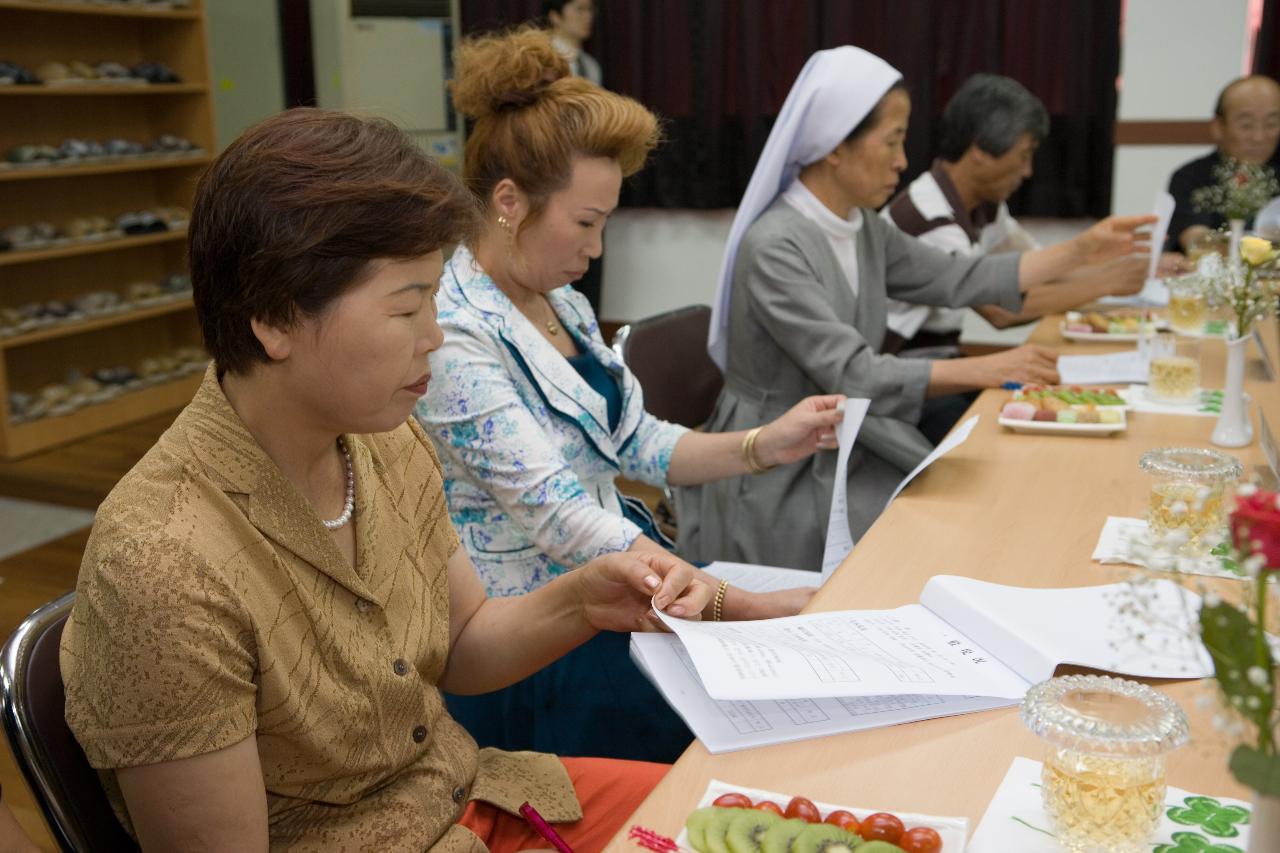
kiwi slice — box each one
[856,842,906,853]
[705,807,747,853]
[791,823,863,853]
[760,818,810,853]
[686,806,720,853]
[726,808,783,853]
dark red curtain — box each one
[461,1,1122,217]
[1255,0,1280,79]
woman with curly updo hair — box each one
[416,28,844,763]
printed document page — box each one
[820,398,870,578]
[918,575,1214,683]
[652,604,1030,701]
[630,633,1014,754]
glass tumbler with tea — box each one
[1139,447,1241,555]
[1144,332,1200,402]
[1021,675,1189,853]
[1165,277,1207,334]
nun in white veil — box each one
[677,47,1152,572]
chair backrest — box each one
[1,593,137,852]
[612,305,723,428]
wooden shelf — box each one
[1,371,201,457]
[0,228,186,267]
[0,0,211,457]
[0,154,210,182]
[0,1,198,20]
[0,83,206,96]
[1,297,192,349]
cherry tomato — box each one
[899,826,943,853]
[712,793,752,809]
[754,801,784,816]
[784,796,821,823]
[859,812,905,843]
[823,810,860,833]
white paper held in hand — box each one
[819,398,869,579]
[1145,191,1175,282]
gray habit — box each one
[677,199,1023,571]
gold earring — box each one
[496,215,509,230]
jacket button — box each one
[393,658,410,676]
[412,725,427,743]
[356,598,372,613]
[452,786,467,803]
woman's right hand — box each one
[976,344,1060,387]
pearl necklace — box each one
[321,438,355,531]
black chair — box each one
[612,304,723,428]
[1,592,137,852]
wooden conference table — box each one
[605,314,1280,850]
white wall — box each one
[206,0,286,150]
[1111,0,1251,215]
[600,208,733,321]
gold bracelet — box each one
[741,427,774,475]
[713,578,730,622]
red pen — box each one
[519,801,575,853]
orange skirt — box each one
[458,757,668,853]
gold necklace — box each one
[546,319,560,335]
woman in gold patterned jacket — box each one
[58,108,709,852]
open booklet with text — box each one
[632,565,1212,753]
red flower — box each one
[1231,490,1280,570]
[1236,171,1249,186]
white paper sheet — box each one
[1057,349,1149,385]
[629,633,1013,754]
[651,603,1031,701]
[970,757,1252,853]
[819,398,870,579]
[1091,515,1244,580]
[1146,190,1175,281]
[920,575,1214,683]
[1262,409,1280,485]
[886,414,978,506]
[1254,325,1277,381]
[701,561,823,593]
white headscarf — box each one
[707,47,902,370]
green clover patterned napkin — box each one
[970,757,1252,852]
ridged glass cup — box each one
[1139,447,1242,556]
[1021,675,1190,853]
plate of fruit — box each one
[1059,310,1165,342]
[678,780,966,853]
[998,385,1126,435]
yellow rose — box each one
[1240,236,1277,266]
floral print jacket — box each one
[415,247,688,597]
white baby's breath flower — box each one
[1247,696,1263,710]
[1244,554,1268,577]
[1163,528,1191,548]
[1248,666,1270,687]
[1238,482,1259,497]
[1205,590,1223,607]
